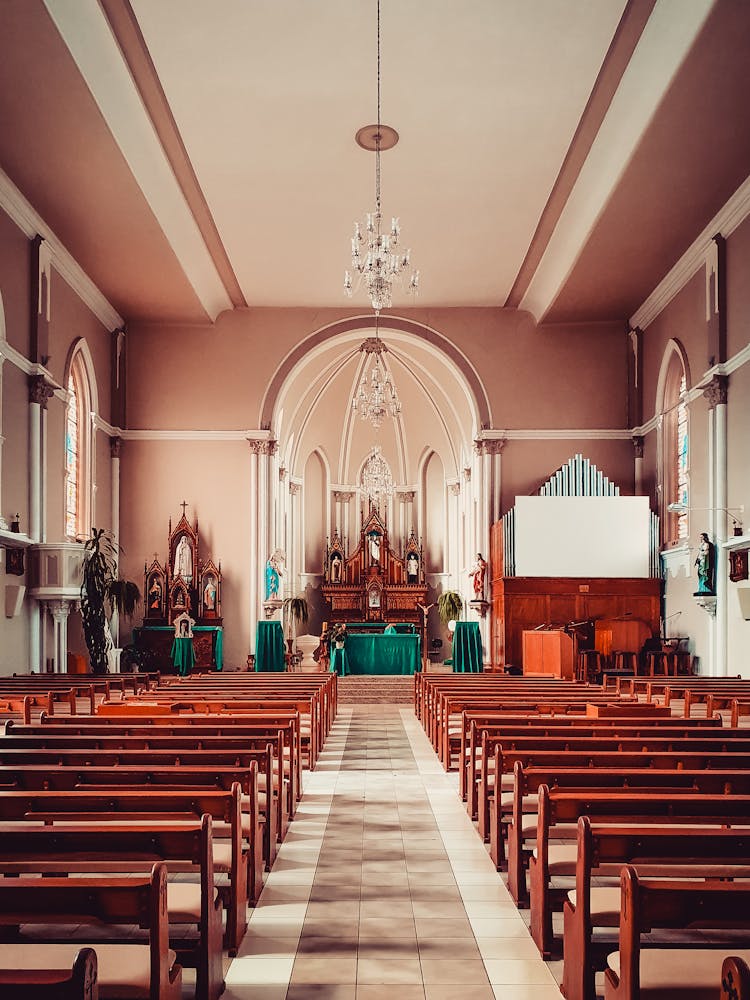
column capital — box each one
[703,374,728,409]
[449,481,461,497]
[398,490,416,504]
[28,374,54,408]
[333,490,355,503]
[632,435,644,459]
[474,436,506,456]
[289,481,301,496]
[110,435,122,459]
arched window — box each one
[659,344,690,546]
[64,343,95,539]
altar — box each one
[331,624,421,675]
[321,509,429,671]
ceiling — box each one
[0,0,748,327]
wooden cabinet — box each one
[522,630,574,679]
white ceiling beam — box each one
[519,0,716,323]
[43,0,232,322]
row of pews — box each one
[0,669,336,1000]
[415,671,750,1000]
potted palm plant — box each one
[80,528,141,674]
[437,590,463,641]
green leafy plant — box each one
[437,590,463,626]
[283,596,309,643]
[80,528,140,674]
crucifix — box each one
[180,500,188,518]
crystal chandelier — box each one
[352,315,401,429]
[362,445,394,501]
[344,0,419,311]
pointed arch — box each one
[63,338,98,538]
[656,339,690,546]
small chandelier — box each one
[362,445,394,501]
[352,314,401,429]
[344,0,419,311]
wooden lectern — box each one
[522,629,574,679]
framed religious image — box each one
[729,548,749,583]
[173,612,194,638]
[6,548,24,576]
[144,559,166,619]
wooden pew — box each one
[0,756,271,871]
[488,746,750,866]
[0,947,98,1000]
[0,817,224,1000]
[520,786,750,946]
[603,867,750,1000]
[0,740,282,855]
[18,712,304,808]
[508,765,750,909]
[0,786,249,953]
[562,818,750,1000]
[0,862,182,1000]
[465,715,730,818]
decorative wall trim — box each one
[122,428,255,441]
[630,174,750,331]
[0,167,123,332]
[498,428,632,441]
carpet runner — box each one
[336,675,415,704]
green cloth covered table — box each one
[170,637,196,677]
[134,625,223,671]
[255,620,286,672]
[452,621,483,673]
[334,633,420,675]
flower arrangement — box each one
[329,622,347,647]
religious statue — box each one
[148,577,162,611]
[203,574,217,610]
[369,531,381,565]
[265,549,285,600]
[174,535,193,582]
[695,532,716,594]
[469,553,487,600]
[407,553,419,582]
[330,553,342,583]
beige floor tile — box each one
[420,958,491,985]
[359,898,414,919]
[357,938,420,961]
[417,936,483,959]
[359,917,417,940]
[357,987,425,1000]
[414,916,475,939]
[224,955,295,986]
[462,899,521,919]
[287,985,356,999]
[357,957,423,985]
[490,987,565,1000]
[291,955,357,984]
[470,918,533,939]
[483,959,558,986]
[476,937,541,961]
[424,987,495,1000]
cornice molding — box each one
[0,168,123,332]
[630,174,750,330]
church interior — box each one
[1,1,750,998]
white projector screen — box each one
[513,496,650,578]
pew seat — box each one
[0,947,97,999]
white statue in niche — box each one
[174,535,193,582]
[369,531,381,565]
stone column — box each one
[704,375,728,676]
[333,491,354,552]
[633,436,644,496]
[448,481,461,590]
[248,442,260,646]
[28,376,53,672]
[289,482,301,596]
[110,437,122,645]
[49,600,71,674]
[398,490,416,547]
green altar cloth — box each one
[255,620,286,672]
[134,625,223,671]
[170,637,196,677]
[329,645,350,676]
[452,621,483,673]
[334,633,421,675]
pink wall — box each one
[727,214,750,359]
[0,210,30,357]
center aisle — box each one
[223,705,560,1000]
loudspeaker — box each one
[737,588,750,621]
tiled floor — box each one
[222,705,561,1000]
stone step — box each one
[337,675,415,704]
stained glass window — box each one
[65,371,79,537]
[676,374,688,540]
[662,350,689,546]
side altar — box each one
[133,504,223,673]
[321,509,428,673]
